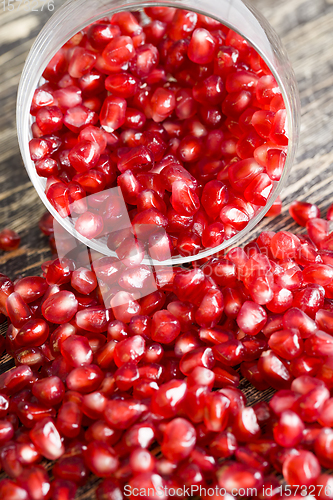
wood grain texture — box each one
[0,0,333,497]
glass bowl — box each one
[17,0,300,267]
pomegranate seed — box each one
[53,455,88,486]
[217,462,263,492]
[104,398,146,429]
[150,87,176,122]
[51,478,77,500]
[84,441,118,477]
[151,310,180,344]
[60,334,93,367]
[6,292,32,328]
[66,364,104,394]
[42,290,78,324]
[71,267,97,294]
[151,379,187,418]
[16,319,49,347]
[237,301,267,335]
[283,450,320,487]
[273,410,305,447]
[32,376,65,406]
[268,329,303,360]
[161,417,196,461]
[258,350,292,389]
[0,480,29,500]
[168,9,197,41]
[188,28,216,64]
[30,418,64,460]
[14,276,48,303]
[114,335,145,366]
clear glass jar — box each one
[17,0,300,267]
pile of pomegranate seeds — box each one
[0,229,20,252]
[0,200,333,498]
[29,7,288,258]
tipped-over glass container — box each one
[17,0,300,271]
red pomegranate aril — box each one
[220,204,250,230]
[303,263,333,286]
[232,407,261,442]
[222,90,252,118]
[161,417,196,462]
[174,330,202,358]
[70,267,97,295]
[32,376,65,406]
[102,35,135,69]
[46,257,75,286]
[76,306,108,334]
[68,140,100,173]
[256,74,281,105]
[113,335,145,367]
[0,230,20,253]
[258,350,292,390]
[66,364,104,394]
[201,180,229,220]
[0,419,14,445]
[29,137,52,161]
[30,417,64,460]
[115,362,139,392]
[266,149,286,182]
[151,310,181,344]
[110,291,141,324]
[295,385,330,422]
[187,28,216,64]
[36,106,63,134]
[316,308,333,334]
[56,401,82,437]
[273,410,305,447]
[168,8,197,41]
[14,276,48,303]
[85,420,121,446]
[244,173,273,206]
[217,462,263,492]
[268,329,303,360]
[318,398,333,427]
[51,478,77,500]
[68,47,96,79]
[307,217,330,246]
[16,319,49,347]
[237,301,267,335]
[75,210,104,239]
[283,450,320,487]
[6,292,32,328]
[0,479,30,500]
[83,441,118,477]
[105,72,138,98]
[61,335,93,367]
[150,87,176,122]
[151,379,187,418]
[0,393,9,418]
[46,181,71,218]
[314,427,333,468]
[52,455,88,487]
[228,158,264,192]
[293,284,325,318]
[305,330,333,357]
[180,346,215,375]
[42,291,78,324]
[104,398,145,430]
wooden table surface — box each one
[0,0,333,497]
